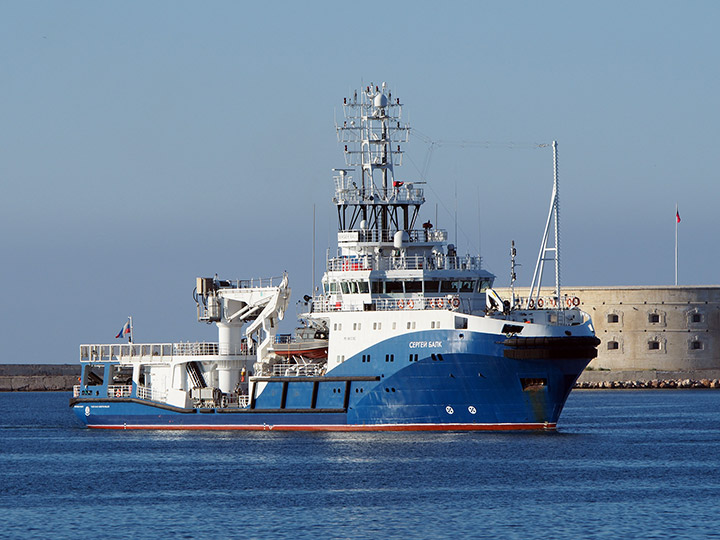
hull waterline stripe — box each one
[87,422,557,431]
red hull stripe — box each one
[88,422,557,431]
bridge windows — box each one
[476,278,492,292]
[405,280,422,293]
[424,280,439,293]
[385,281,404,294]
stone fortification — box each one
[0,364,78,391]
[497,286,720,372]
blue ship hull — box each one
[70,330,592,430]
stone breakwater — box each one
[576,369,720,390]
[576,378,720,389]
[3,364,720,391]
[0,364,78,391]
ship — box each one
[70,82,599,430]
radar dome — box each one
[393,230,410,249]
[373,93,388,109]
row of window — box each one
[333,317,467,332]
[323,278,492,295]
[360,353,426,363]
[607,340,704,351]
[607,312,703,324]
[334,321,422,331]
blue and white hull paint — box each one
[70,82,599,431]
[71,319,597,430]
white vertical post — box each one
[312,204,316,295]
[675,203,679,286]
[553,141,561,306]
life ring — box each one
[537,298,544,308]
[451,297,460,309]
[407,299,415,309]
[115,388,122,397]
[528,299,535,309]
[566,298,573,308]
[550,298,557,307]
[572,296,580,307]
[397,299,405,309]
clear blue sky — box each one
[2,1,718,363]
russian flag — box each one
[115,320,131,339]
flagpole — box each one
[129,316,134,344]
[675,204,678,286]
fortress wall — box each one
[496,286,720,372]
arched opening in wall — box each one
[607,341,619,350]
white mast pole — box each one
[129,316,134,344]
[675,203,679,286]
[553,141,561,307]
[313,204,316,295]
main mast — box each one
[335,83,421,236]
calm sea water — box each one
[1,391,719,540]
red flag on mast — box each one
[676,209,681,223]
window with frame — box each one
[648,313,660,324]
[648,340,660,350]
[405,281,422,293]
[607,314,619,323]
[424,280,439,293]
[385,281,404,294]
[607,341,619,350]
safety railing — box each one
[333,186,424,205]
[80,342,251,362]
[336,228,446,244]
[311,295,460,313]
[136,384,168,402]
[327,254,481,272]
[107,384,133,398]
[272,363,325,377]
[212,276,286,290]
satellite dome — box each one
[373,93,388,109]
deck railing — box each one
[272,363,324,377]
[326,254,480,273]
[311,295,460,313]
[79,342,251,362]
[136,384,167,402]
[106,384,133,398]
